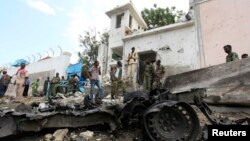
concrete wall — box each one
[198,0,250,66]
[7,52,71,82]
[123,21,200,76]
[128,11,141,31]
[163,57,250,106]
[109,11,129,48]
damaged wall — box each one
[164,57,250,106]
[197,0,250,66]
[123,21,200,76]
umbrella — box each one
[12,59,29,67]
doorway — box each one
[137,50,157,85]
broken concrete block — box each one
[44,133,53,141]
[53,128,69,141]
[70,132,78,141]
[79,130,94,140]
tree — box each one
[78,29,109,78]
[78,30,109,64]
[141,4,185,30]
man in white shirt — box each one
[88,60,103,102]
[127,47,138,82]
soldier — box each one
[153,60,165,88]
[31,78,40,96]
[241,54,248,59]
[223,45,239,62]
[50,73,60,96]
[69,74,79,94]
[110,66,117,99]
[144,59,154,91]
[43,77,50,96]
[110,61,126,99]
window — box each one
[116,13,124,28]
[129,15,132,28]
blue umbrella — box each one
[12,59,29,67]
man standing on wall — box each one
[127,47,138,82]
[241,54,248,59]
[223,45,239,62]
[15,63,28,101]
[89,60,103,103]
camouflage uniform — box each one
[144,63,154,91]
[31,80,39,96]
[50,77,60,96]
[110,67,125,99]
[226,52,239,62]
[154,65,165,88]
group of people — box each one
[107,47,166,100]
[223,45,248,62]
[144,59,165,92]
[1,45,248,102]
[0,63,41,100]
[43,73,80,97]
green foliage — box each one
[141,4,185,30]
[78,30,109,66]
[112,53,121,61]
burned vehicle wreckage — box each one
[0,87,249,141]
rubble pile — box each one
[0,87,249,141]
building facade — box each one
[191,0,250,66]
[99,2,201,80]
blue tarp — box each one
[12,59,29,67]
[66,63,83,76]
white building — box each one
[98,2,201,81]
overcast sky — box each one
[0,0,189,67]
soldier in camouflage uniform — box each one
[110,61,125,99]
[153,60,165,88]
[144,60,155,91]
[223,45,239,62]
[31,78,40,96]
[50,73,60,96]
[110,66,117,99]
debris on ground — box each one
[44,134,53,141]
[52,129,69,141]
[79,130,94,141]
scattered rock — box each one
[96,138,101,141]
[57,93,67,99]
[53,128,69,141]
[79,130,94,141]
[70,132,78,141]
[15,103,32,113]
[44,133,53,141]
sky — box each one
[0,0,189,68]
